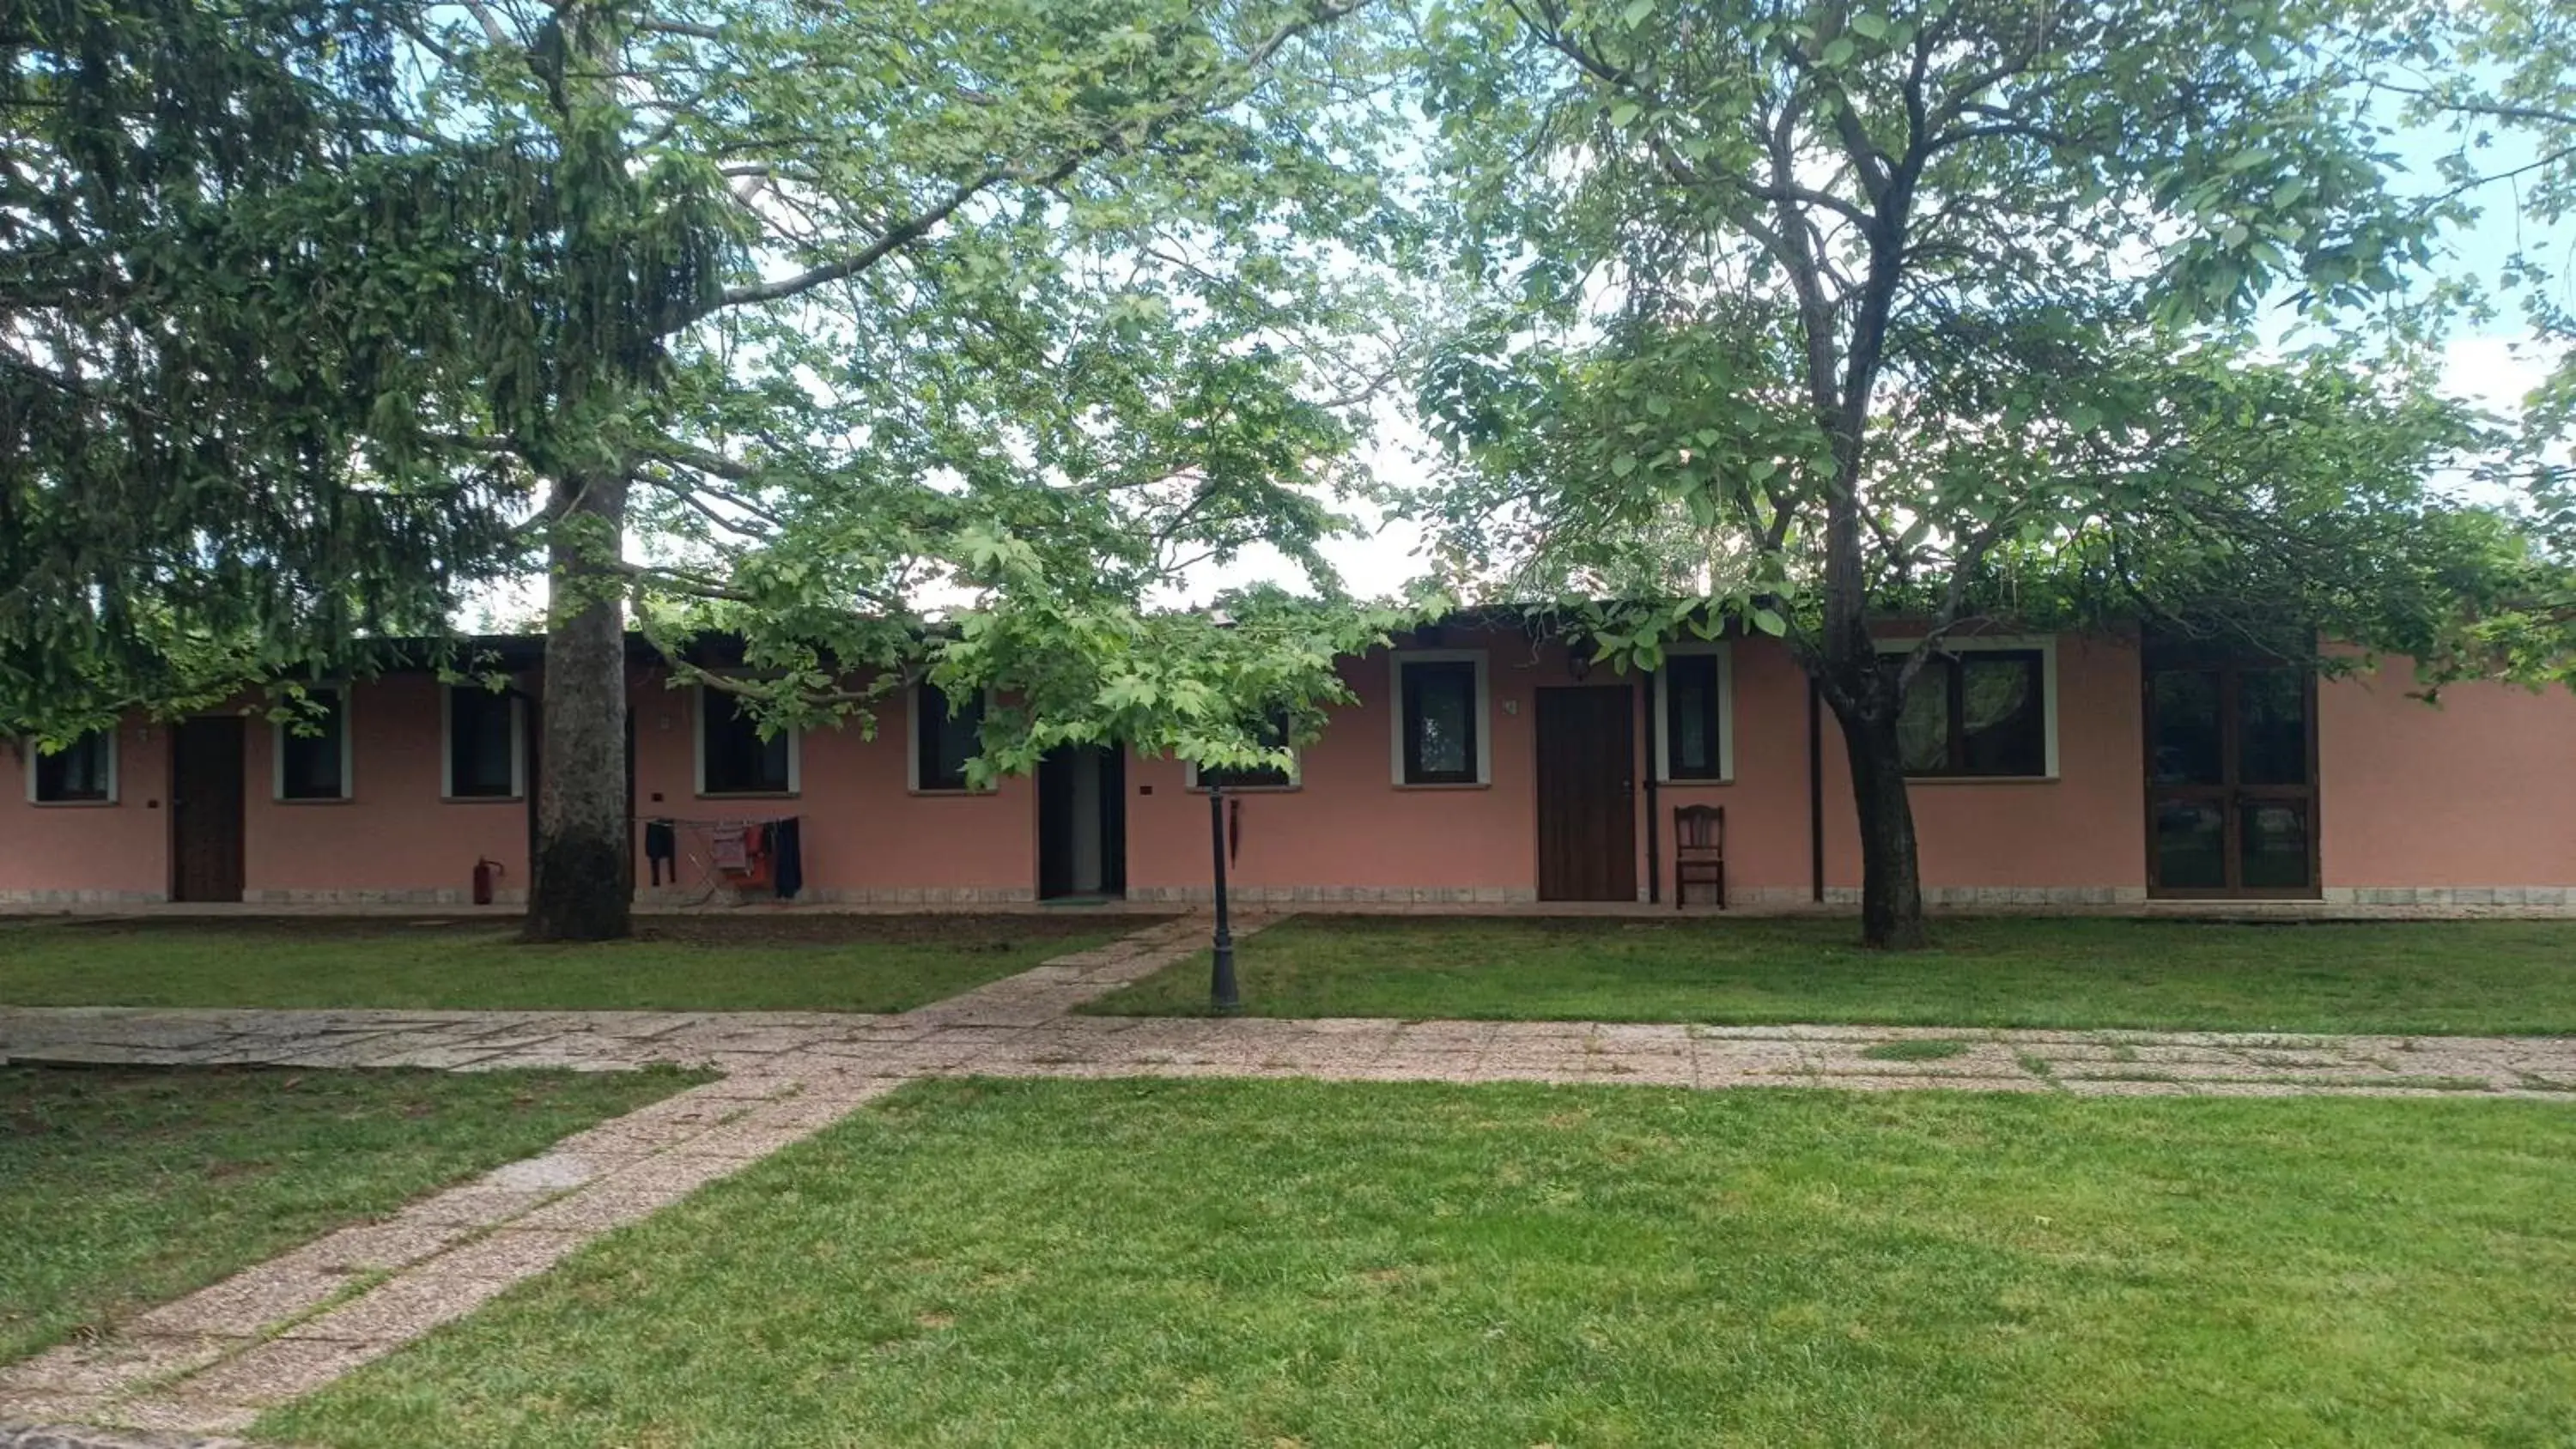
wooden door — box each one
[2143,654,2319,898]
[169,718,246,902]
[1536,688,1637,901]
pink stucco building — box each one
[7,622,2574,909]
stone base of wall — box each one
[637,886,1040,907]
[2322,886,2573,906]
[14,883,2576,917]
[1127,885,1543,905]
[1125,883,2576,917]
[239,888,529,906]
[1917,886,2149,907]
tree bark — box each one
[526,470,634,942]
[1832,696,1928,949]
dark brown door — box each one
[2144,653,2319,898]
[1536,688,1637,901]
[169,718,246,902]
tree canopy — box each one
[9,0,2572,949]
[1409,0,2557,943]
[1,0,539,739]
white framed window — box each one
[908,681,992,793]
[26,729,118,805]
[274,687,353,802]
[695,685,799,797]
[1874,634,2058,779]
[1187,707,1300,791]
[441,685,527,801]
[1654,642,1735,784]
[1389,649,1491,786]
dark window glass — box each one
[33,731,112,803]
[1664,655,1723,779]
[2237,670,2309,785]
[701,690,791,794]
[1400,660,1479,784]
[2151,671,2223,785]
[1959,654,2044,775]
[278,690,348,800]
[447,688,518,798]
[915,683,983,791]
[2154,798,2227,888]
[1895,651,2047,777]
[1199,709,1296,790]
[2239,801,2312,888]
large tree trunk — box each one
[1832,699,1928,949]
[526,470,634,942]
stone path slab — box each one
[11,1004,2575,1100]
[7,908,2574,1446]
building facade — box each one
[7,624,2574,909]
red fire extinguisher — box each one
[472,858,503,906]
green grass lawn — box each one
[264,1077,2576,1448]
[0,913,1150,1012]
[1084,914,2576,1034]
[0,1064,700,1362]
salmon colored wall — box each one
[1126,632,1562,897]
[626,673,1037,896]
[1651,640,1816,899]
[1050,628,2155,903]
[2318,662,2576,888]
[15,634,2575,906]
[245,675,535,900]
[0,721,171,899]
[1818,633,2148,895]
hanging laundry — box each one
[710,823,751,871]
[772,816,804,900]
[644,819,677,886]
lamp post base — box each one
[1208,786,1241,1013]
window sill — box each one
[1903,773,2057,786]
[1656,776,1735,788]
[27,797,118,808]
[273,796,354,805]
[1188,784,1301,795]
[696,791,799,801]
[907,787,995,798]
[1393,780,1491,791]
[440,794,526,805]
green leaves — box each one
[1,0,538,733]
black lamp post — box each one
[1207,781,1240,1012]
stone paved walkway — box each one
[6,911,2575,1445]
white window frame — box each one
[1874,634,2060,780]
[440,685,528,802]
[272,686,354,803]
[1388,648,1492,786]
[24,729,118,806]
[693,683,801,797]
[905,681,993,794]
[1653,641,1735,784]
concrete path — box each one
[6,911,2575,1444]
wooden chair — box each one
[1673,804,1726,909]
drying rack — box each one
[640,815,799,906]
